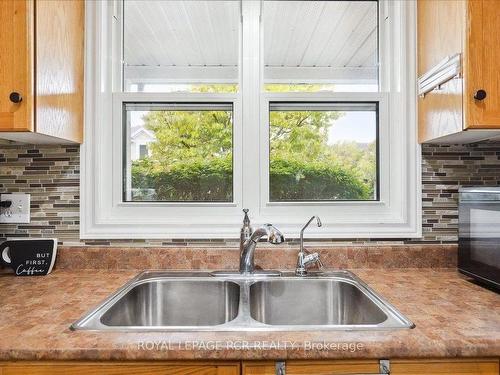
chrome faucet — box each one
[295,215,323,276]
[239,208,252,258]
[239,209,284,274]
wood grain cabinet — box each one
[242,360,382,375]
[0,0,84,144]
[242,359,499,375]
[0,359,498,375]
[0,361,240,375]
[391,359,499,375]
[418,0,500,143]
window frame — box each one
[262,94,384,205]
[120,97,238,204]
[81,0,421,239]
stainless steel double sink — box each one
[71,270,414,331]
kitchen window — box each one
[268,102,378,202]
[123,102,234,203]
[262,0,379,93]
[82,0,420,239]
[122,0,240,94]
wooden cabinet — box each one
[0,359,498,375]
[391,359,499,375]
[418,0,500,143]
[0,0,84,144]
[243,360,383,375]
[465,0,500,129]
[242,359,499,375]
[0,361,240,375]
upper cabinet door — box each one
[0,0,34,132]
[465,0,500,128]
[35,0,84,143]
[417,0,466,143]
[417,0,466,76]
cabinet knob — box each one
[9,92,22,103]
[473,89,487,101]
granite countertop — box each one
[0,268,499,361]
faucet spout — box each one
[239,224,284,274]
[296,216,323,276]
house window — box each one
[262,0,379,93]
[124,102,234,202]
[122,0,239,94]
[138,144,148,159]
[82,0,420,239]
[268,102,378,202]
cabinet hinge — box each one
[379,359,390,374]
[275,361,285,375]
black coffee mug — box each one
[0,239,57,276]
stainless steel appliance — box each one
[459,187,500,289]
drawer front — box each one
[0,361,240,375]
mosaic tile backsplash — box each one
[1,142,500,246]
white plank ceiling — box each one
[123,0,378,83]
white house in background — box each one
[130,125,156,161]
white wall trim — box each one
[81,0,421,239]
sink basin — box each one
[250,279,387,325]
[71,271,414,331]
[101,279,239,327]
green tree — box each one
[132,108,233,201]
[269,110,375,200]
[327,141,377,197]
[145,109,232,168]
[131,84,376,201]
[270,110,339,161]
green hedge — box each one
[269,158,370,201]
[131,158,233,201]
[131,157,371,202]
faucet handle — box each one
[263,223,285,244]
[315,254,324,270]
[242,208,250,225]
[303,252,320,266]
[295,251,322,276]
[301,252,323,272]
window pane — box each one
[123,1,240,93]
[263,1,378,92]
[139,144,148,159]
[269,102,378,201]
[124,103,233,202]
